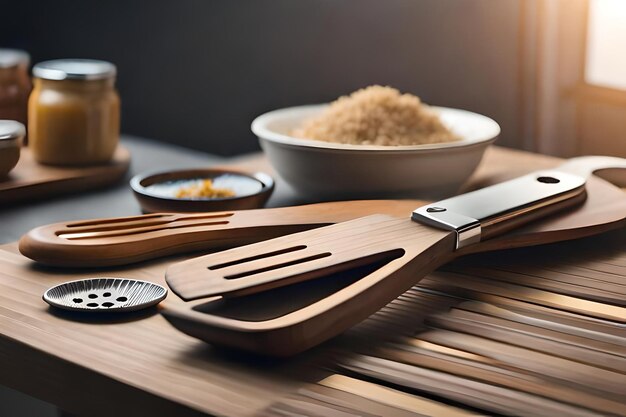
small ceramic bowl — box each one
[252,105,500,199]
[130,168,274,213]
[0,120,25,178]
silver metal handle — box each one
[412,170,587,250]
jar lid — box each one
[0,49,30,69]
[33,59,116,81]
[0,120,25,148]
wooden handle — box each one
[18,200,425,267]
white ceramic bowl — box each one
[251,104,500,199]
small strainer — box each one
[43,277,167,312]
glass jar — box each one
[0,120,25,177]
[0,49,31,134]
[28,59,120,165]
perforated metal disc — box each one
[43,278,167,312]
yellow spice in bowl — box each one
[292,85,460,146]
[175,179,235,199]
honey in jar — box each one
[28,59,120,165]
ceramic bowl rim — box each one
[251,104,501,153]
[130,168,275,203]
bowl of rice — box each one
[251,86,500,199]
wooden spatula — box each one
[19,200,425,267]
[19,155,626,268]
[162,159,626,356]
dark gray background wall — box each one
[2,0,522,155]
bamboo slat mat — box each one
[259,229,625,417]
[0,229,623,416]
[0,230,623,417]
[1,145,625,416]
[0,142,624,416]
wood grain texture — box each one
[258,232,626,416]
[0,147,625,416]
[13,146,569,267]
[0,243,305,417]
[0,145,130,205]
[19,200,426,267]
[161,172,625,356]
[328,232,626,417]
[1,223,625,416]
[19,146,626,269]
[164,216,455,355]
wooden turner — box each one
[19,200,426,267]
[162,159,626,356]
[20,155,626,268]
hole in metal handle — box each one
[537,176,560,184]
[426,207,447,213]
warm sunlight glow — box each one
[586,0,626,90]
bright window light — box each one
[585,0,626,90]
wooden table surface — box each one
[0,146,131,205]
[0,145,624,417]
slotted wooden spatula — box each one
[162,159,626,356]
[19,200,425,267]
[19,155,626,268]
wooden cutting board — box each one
[0,145,130,205]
